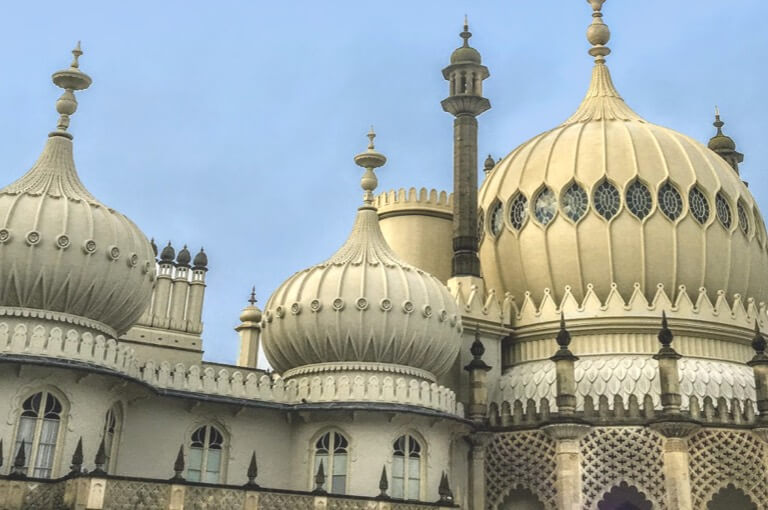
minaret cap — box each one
[50,42,93,138]
[353,127,387,205]
[708,106,737,151]
[240,286,262,323]
[450,16,482,64]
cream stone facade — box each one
[1,2,768,510]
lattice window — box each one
[485,431,557,510]
[626,181,652,219]
[562,183,589,221]
[14,391,63,478]
[580,427,667,510]
[689,186,710,224]
[738,201,750,235]
[594,181,620,220]
[688,429,768,509]
[315,431,349,495]
[534,188,557,225]
[509,193,528,230]
[716,192,732,229]
[489,202,503,237]
[658,182,682,220]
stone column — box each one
[464,327,492,422]
[467,433,491,510]
[542,424,590,510]
[653,312,682,414]
[650,422,699,510]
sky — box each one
[1,1,767,365]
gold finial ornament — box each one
[353,127,387,205]
[51,42,93,137]
[586,0,611,62]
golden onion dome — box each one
[478,2,768,307]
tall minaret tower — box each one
[442,18,490,278]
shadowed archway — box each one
[500,487,546,510]
[597,482,652,510]
[707,484,757,510]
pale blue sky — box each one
[1,1,766,365]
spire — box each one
[460,15,471,47]
[150,238,158,258]
[171,445,185,481]
[70,437,84,474]
[658,311,674,348]
[248,286,258,306]
[465,324,491,371]
[245,451,259,487]
[353,127,387,206]
[378,466,389,499]
[708,107,743,173]
[10,440,26,478]
[50,42,92,139]
[564,1,642,124]
[438,472,454,503]
[313,460,327,494]
[751,320,767,362]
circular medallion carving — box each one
[55,234,70,249]
[310,299,322,312]
[290,302,301,315]
[422,305,433,318]
[380,298,392,311]
[275,306,285,318]
[332,298,345,311]
[108,246,120,260]
[25,231,41,246]
[128,253,139,267]
[355,297,369,311]
[83,239,97,254]
[402,301,414,314]
[0,228,9,243]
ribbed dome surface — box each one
[0,134,155,334]
[262,204,462,377]
[478,61,768,306]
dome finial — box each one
[461,15,471,47]
[51,42,93,138]
[713,105,724,135]
[354,127,387,205]
[248,286,257,306]
[586,0,611,63]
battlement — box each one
[375,188,453,218]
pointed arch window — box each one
[102,405,122,473]
[187,425,224,483]
[689,186,710,224]
[392,434,422,500]
[533,187,557,225]
[658,182,683,220]
[14,391,63,478]
[562,183,588,221]
[737,201,750,235]
[716,192,732,229]
[626,181,652,219]
[314,431,348,494]
[477,208,485,242]
[593,181,620,220]
[509,194,528,230]
[489,201,503,237]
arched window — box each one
[508,193,528,230]
[626,181,652,219]
[593,180,620,220]
[314,431,348,494]
[187,425,224,483]
[689,186,710,224]
[102,405,122,473]
[392,434,422,500]
[533,187,557,225]
[14,391,63,478]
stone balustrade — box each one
[0,322,463,417]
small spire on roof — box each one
[461,15,471,47]
[354,127,387,205]
[51,42,92,137]
[248,286,258,306]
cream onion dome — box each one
[262,130,462,378]
[478,1,768,306]
[0,44,155,335]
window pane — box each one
[331,474,346,494]
[188,447,203,474]
[205,448,221,483]
[408,457,420,479]
[187,468,202,482]
[407,477,420,500]
[392,477,404,499]
[33,419,59,478]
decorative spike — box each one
[752,320,767,357]
[245,451,259,487]
[465,324,491,371]
[353,128,387,205]
[171,445,185,481]
[378,466,389,498]
[313,460,327,494]
[556,311,572,350]
[70,437,84,474]
[658,311,673,348]
[248,287,258,306]
[10,439,26,478]
[91,436,107,475]
[438,471,454,503]
[150,238,158,258]
[51,42,92,137]
[460,17,472,47]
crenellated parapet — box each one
[0,320,463,417]
[375,187,453,219]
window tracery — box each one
[533,188,556,225]
[509,194,528,230]
[489,202,503,237]
[188,425,224,483]
[562,183,588,221]
[657,182,682,220]
[716,192,732,229]
[477,208,485,242]
[314,431,348,495]
[625,181,652,219]
[593,181,620,220]
[688,186,709,224]
[392,434,421,500]
[14,391,63,478]
[102,405,121,473]
[737,201,749,235]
